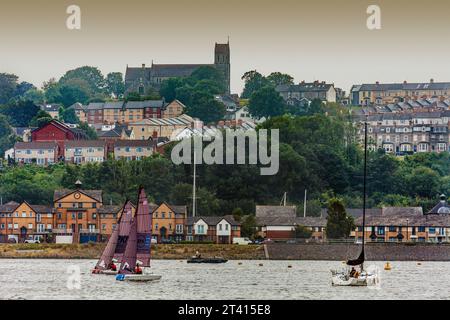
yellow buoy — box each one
[384,262,391,271]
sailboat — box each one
[116,187,161,282]
[331,122,379,286]
[92,201,133,275]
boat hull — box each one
[331,271,379,287]
[116,274,162,282]
[187,258,228,264]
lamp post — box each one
[406,218,409,242]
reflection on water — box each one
[0,259,447,300]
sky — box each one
[1,0,450,95]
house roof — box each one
[355,214,450,227]
[186,215,240,226]
[152,64,212,78]
[53,189,103,203]
[98,205,122,214]
[427,196,450,215]
[114,140,154,148]
[14,142,58,150]
[65,140,106,148]
[255,205,296,218]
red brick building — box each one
[31,120,87,159]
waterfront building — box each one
[39,104,61,119]
[275,81,337,103]
[0,201,53,243]
[350,80,450,106]
[151,203,187,243]
[185,216,241,244]
[125,42,231,94]
[14,141,59,165]
[53,184,103,243]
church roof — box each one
[151,64,213,78]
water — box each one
[0,259,448,300]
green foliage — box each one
[78,122,98,139]
[184,91,226,124]
[0,73,19,104]
[0,100,40,127]
[247,86,286,119]
[266,72,294,87]
[295,225,313,239]
[106,72,125,97]
[325,198,355,239]
[241,70,270,99]
[59,66,106,94]
[240,215,257,238]
[29,110,53,128]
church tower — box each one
[214,41,231,94]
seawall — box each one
[266,243,450,261]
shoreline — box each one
[3,243,450,261]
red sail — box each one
[118,217,137,274]
[114,201,133,260]
[136,188,153,267]
[95,220,119,270]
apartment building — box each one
[64,140,107,164]
[14,142,59,165]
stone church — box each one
[125,42,230,95]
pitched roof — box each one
[186,215,240,226]
[53,189,103,203]
[255,205,296,218]
[98,205,122,214]
[151,64,212,78]
[114,140,154,148]
[65,140,106,148]
[14,142,58,150]
[355,214,450,227]
[427,196,450,215]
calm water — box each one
[0,259,449,300]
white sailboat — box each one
[331,122,379,287]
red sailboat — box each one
[116,187,161,282]
[93,200,134,275]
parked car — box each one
[233,237,252,245]
[24,239,40,244]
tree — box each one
[43,78,62,103]
[241,70,269,99]
[59,66,106,94]
[0,73,19,103]
[14,82,35,98]
[295,225,313,239]
[159,78,185,102]
[22,89,45,105]
[0,114,16,156]
[58,79,92,106]
[325,198,355,239]
[0,100,40,127]
[78,122,98,139]
[29,110,53,128]
[240,215,257,238]
[106,72,125,97]
[190,66,225,92]
[184,91,226,123]
[247,86,285,119]
[62,108,80,124]
[266,72,294,87]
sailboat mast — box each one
[192,152,197,218]
[304,189,307,218]
[361,121,368,270]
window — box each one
[21,212,27,218]
[78,212,83,219]
[71,213,76,219]
[155,223,159,231]
[225,224,229,231]
[418,226,425,232]
[219,224,222,231]
[377,227,385,235]
[0,224,4,229]
[92,203,97,208]
[14,223,18,229]
[47,224,52,230]
[429,227,436,234]
[102,224,106,230]
[28,223,33,230]
[8,224,12,230]
[389,226,396,232]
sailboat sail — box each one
[347,121,368,267]
[114,201,133,260]
[119,217,138,274]
[136,188,153,267]
[95,219,120,270]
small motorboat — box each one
[187,256,228,264]
[116,273,162,282]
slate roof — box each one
[65,140,106,148]
[98,205,122,214]
[152,64,212,78]
[186,215,240,226]
[53,189,103,203]
[114,140,154,148]
[356,82,450,91]
[0,201,21,213]
[276,82,334,93]
[255,205,297,218]
[355,215,450,227]
[427,196,450,215]
[14,142,58,150]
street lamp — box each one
[406,218,409,242]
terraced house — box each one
[64,140,107,164]
[113,140,154,160]
[14,141,59,165]
[351,79,450,106]
[152,203,187,243]
[0,201,53,243]
[185,216,241,244]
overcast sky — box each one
[1,0,450,95]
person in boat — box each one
[349,267,356,278]
[108,262,117,271]
[195,251,201,258]
[134,263,143,274]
